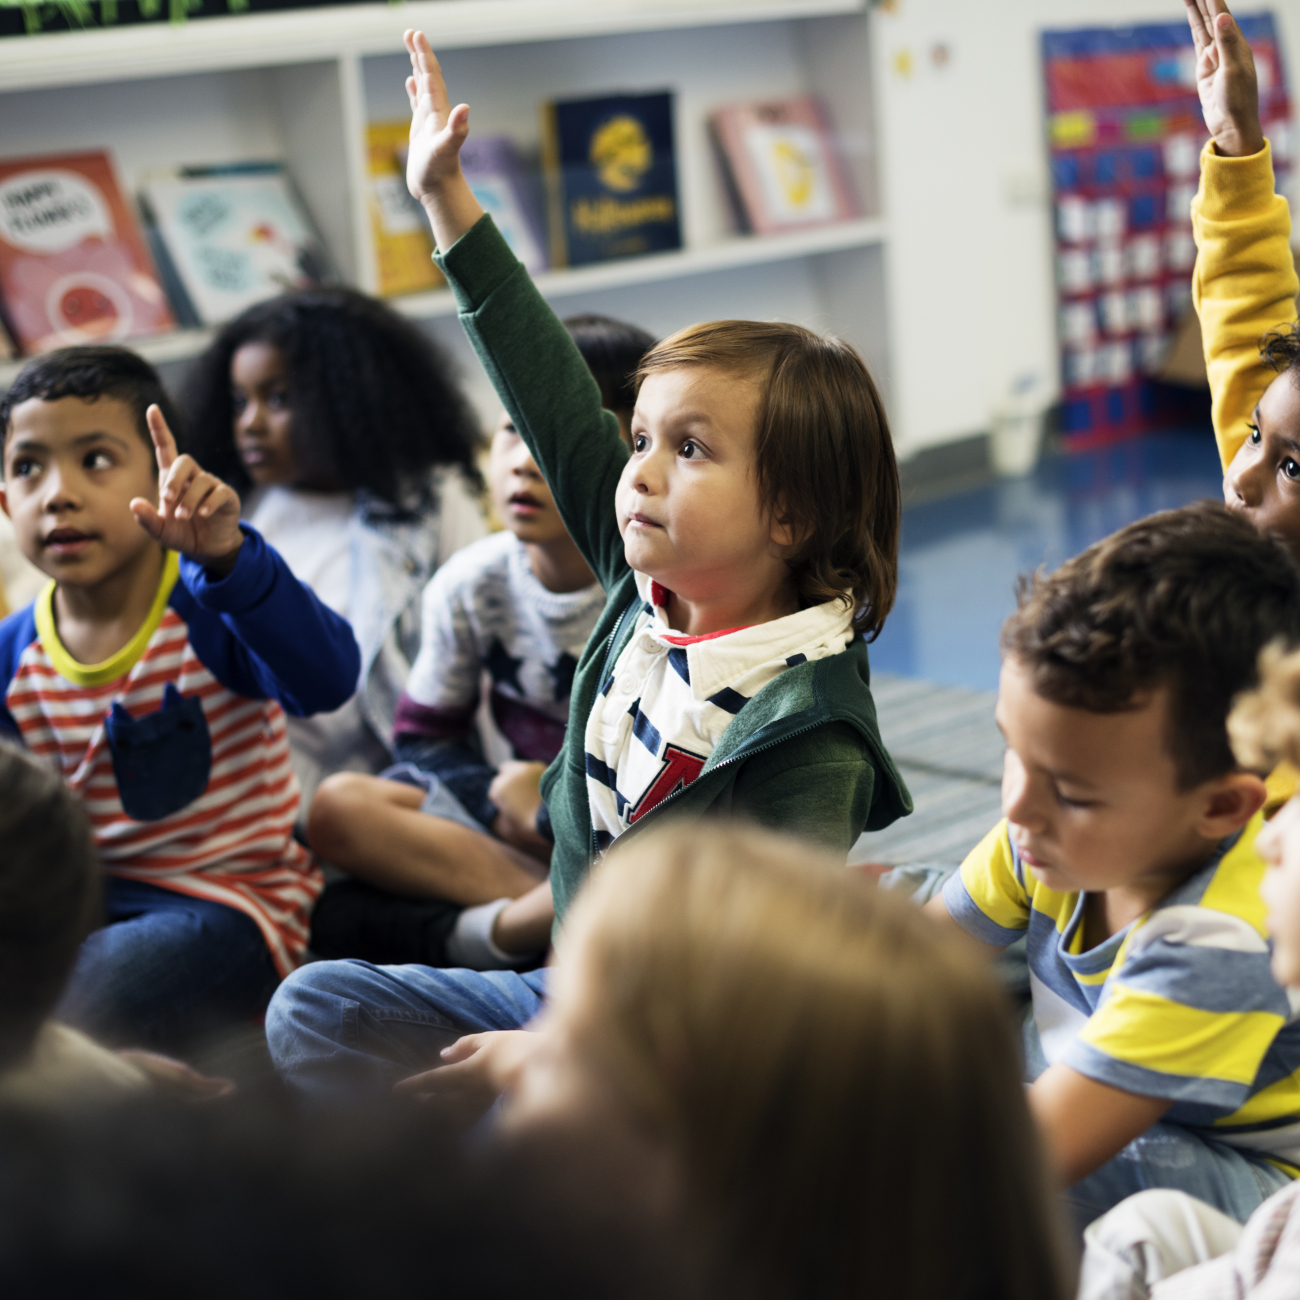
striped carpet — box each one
[849,673,1004,868]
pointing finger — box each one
[146,404,177,474]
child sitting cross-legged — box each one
[305,315,654,970]
[0,347,360,1054]
[263,32,911,1097]
[923,502,1300,1232]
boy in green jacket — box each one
[266,32,910,1101]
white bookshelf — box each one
[0,0,888,421]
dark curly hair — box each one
[1261,319,1300,384]
[1002,501,1300,790]
[181,288,481,507]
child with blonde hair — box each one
[265,32,910,1095]
[1078,643,1300,1299]
[490,824,1071,1300]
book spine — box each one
[137,191,200,330]
[539,100,568,270]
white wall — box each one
[870,0,1300,457]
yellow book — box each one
[366,120,442,297]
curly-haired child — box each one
[182,289,486,805]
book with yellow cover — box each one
[367,120,441,298]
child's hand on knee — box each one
[394,1028,540,1127]
[402,29,485,252]
[1184,0,1264,157]
[489,760,549,854]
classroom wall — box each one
[871,0,1300,458]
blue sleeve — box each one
[172,524,361,717]
[0,603,38,742]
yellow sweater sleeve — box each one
[1191,140,1297,470]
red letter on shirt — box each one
[628,744,706,823]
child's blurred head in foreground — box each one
[0,347,175,593]
[997,502,1300,904]
[1223,322,1300,558]
[501,823,1068,1300]
[1230,644,1300,986]
[621,321,899,636]
[0,744,99,1070]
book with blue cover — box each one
[542,91,681,267]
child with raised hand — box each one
[0,347,359,1053]
[183,288,486,808]
[492,823,1071,1300]
[922,502,1300,1232]
[1184,0,1300,814]
[1187,0,1300,556]
[306,316,652,970]
[264,31,910,1096]
[1078,646,1300,1299]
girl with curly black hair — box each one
[182,288,486,804]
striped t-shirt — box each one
[0,530,360,976]
[584,574,854,853]
[944,817,1300,1172]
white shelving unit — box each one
[0,0,887,422]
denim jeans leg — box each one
[1066,1121,1292,1233]
[265,960,549,1100]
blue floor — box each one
[870,429,1226,692]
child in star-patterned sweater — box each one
[305,316,653,969]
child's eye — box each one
[11,457,39,478]
[632,434,648,453]
[1247,423,1262,445]
[266,388,290,412]
[1284,459,1300,481]
[84,450,113,470]
[1054,787,1094,810]
[681,440,699,460]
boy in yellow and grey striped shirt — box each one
[924,502,1300,1234]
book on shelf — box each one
[459,135,548,275]
[709,97,859,236]
[0,150,175,355]
[137,162,334,327]
[367,121,442,298]
[541,91,681,267]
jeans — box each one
[1067,1122,1291,1232]
[265,960,549,1099]
[56,876,280,1053]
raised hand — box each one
[1183,0,1264,158]
[402,29,485,253]
[130,404,244,576]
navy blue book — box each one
[542,91,681,267]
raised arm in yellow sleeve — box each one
[1191,140,1297,469]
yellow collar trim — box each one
[35,551,181,687]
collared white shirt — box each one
[584,573,854,852]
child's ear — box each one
[1196,771,1269,839]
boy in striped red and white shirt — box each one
[0,347,359,1053]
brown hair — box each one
[564,823,1070,1300]
[1230,642,1300,772]
[0,744,101,1070]
[1002,501,1300,789]
[636,321,899,638]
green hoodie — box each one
[436,216,912,922]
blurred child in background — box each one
[183,288,485,807]
[306,315,654,971]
